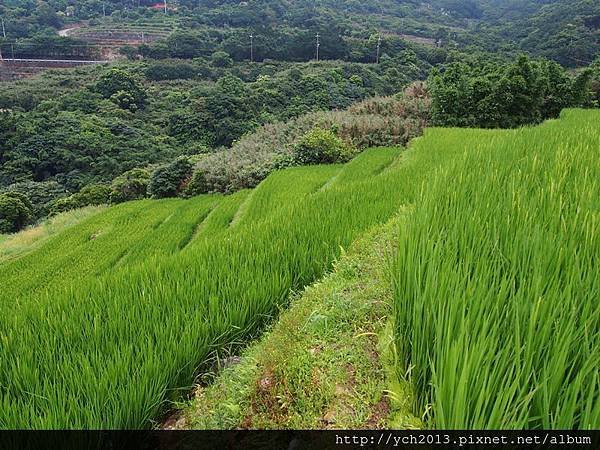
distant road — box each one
[58,24,83,37]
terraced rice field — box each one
[1,109,598,429]
[0,145,429,429]
[67,19,180,45]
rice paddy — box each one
[0,109,598,429]
[0,144,440,429]
[392,109,600,429]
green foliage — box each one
[0,0,598,69]
[191,86,430,194]
[145,62,199,81]
[110,168,151,204]
[147,158,193,199]
[210,51,233,68]
[3,181,67,220]
[428,55,593,128]
[1,60,411,222]
[49,184,111,215]
[0,191,33,233]
[185,170,211,197]
[591,57,600,105]
[94,68,147,111]
[293,128,353,165]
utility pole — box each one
[1,18,6,39]
[164,0,168,14]
[249,33,254,62]
[102,4,106,17]
[376,34,381,64]
[315,33,320,62]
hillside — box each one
[1,109,598,429]
[1,0,598,66]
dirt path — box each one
[58,24,84,37]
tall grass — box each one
[392,109,600,429]
[0,143,452,429]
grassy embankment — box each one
[176,216,420,430]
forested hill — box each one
[0,0,598,66]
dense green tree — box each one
[94,69,147,110]
[428,55,592,128]
[293,127,353,165]
[109,168,150,204]
[147,158,193,198]
[4,181,67,220]
[210,51,234,68]
[49,184,111,215]
[145,62,199,81]
[590,57,600,105]
[0,191,33,233]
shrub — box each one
[109,90,139,112]
[110,168,151,204]
[293,127,353,165]
[0,192,33,233]
[191,85,430,193]
[49,197,79,216]
[49,184,111,215]
[147,158,193,199]
[73,184,111,207]
[184,170,210,196]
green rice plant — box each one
[118,195,219,266]
[0,206,105,263]
[189,190,250,241]
[329,146,401,187]
[234,165,341,226]
[391,109,600,429]
[0,199,188,302]
[3,110,596,430]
